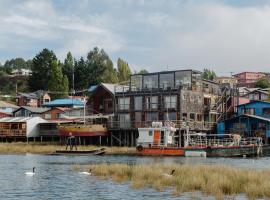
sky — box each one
[1,0,270,75]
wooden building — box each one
[87,83,117,115]
[0,117,47,139]
[16,91,51,107]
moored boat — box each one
[57,124,108,137]
[136,121,265,157]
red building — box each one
[87,83,117,115]
[16,91,51,107]
[233,72,267,87]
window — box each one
[118,114,130,128]
[164,112,177,121]
[44,113,51,119]
[134,96,142,110]
[242,108,255,115]
[118,97,130,110]
[143,74,158,89]
[263,108,270,115]
[190,113,195,120]
[146,112,158,121]
[135,112,141,122]
[145,96,158,109]
[131,75,142,89]
[164,95,177,109]
[160,73,174,89]
[149,130,153,136]
[175,71,192,88]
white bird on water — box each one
[79,169,92,175]
[162,169,175,178]
[25,167,36,176]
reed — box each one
[83,163,270,199]
[0,142,136,154]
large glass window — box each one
[118,97,130,110]
[131,75,142,89]
[160,73,174,89]
[164,95,177,109]
[175,71,192,87]
[146,112,158,121]
[134,96,142,110]
[119,114,131,128]
[163,112,177,121]
[145,96,158,109]
[143,74,158,89]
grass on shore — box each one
[0,142,136,154]
[77,163,270,200]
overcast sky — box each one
[1,0,270,75]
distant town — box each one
[0,47,270,147]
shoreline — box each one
[0,142,137,155]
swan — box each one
[162,169,175,178]
[25,167,35,176]
[79,169,92,175]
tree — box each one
[62,52,74,90]
[74,57,88,90]
[117,58,131,82]
[86,47,118,86]
[48,60,69,99]
[138,69,149,74]
[202,68,217,81]
[29,48,57,91]
[255,77,270,89]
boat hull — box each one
[206,145,260,157]
[137,146,185,156]
[58,124,107,137]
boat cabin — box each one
[137,121,177,147]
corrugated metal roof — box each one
[0,101,19,109]
[15,106,50,113]
[43,99,84,107]
[0,117,34,122]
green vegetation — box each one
[202,68,217,81]
[80,163,270,200]
[117,58,132,83]
[255,77,270,89]
[1,47,149,96]
[29,48,58,91]
[48,60,69,99]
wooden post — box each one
[99,136,102,146]
[110,132,113,146]
[119,131,122,146]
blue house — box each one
[217,100,270,144]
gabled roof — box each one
[43,99,84,107]
[0,100,19,109]
[14,106,50,114]
[88,83,118,95]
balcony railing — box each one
[107,120,216,130]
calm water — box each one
[0,154,270,200]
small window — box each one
[190,113,195,120]
[149,130,153,136]
[263,108,270,115]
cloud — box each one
[1,0,270,75]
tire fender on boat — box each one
[137,145,143,151]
